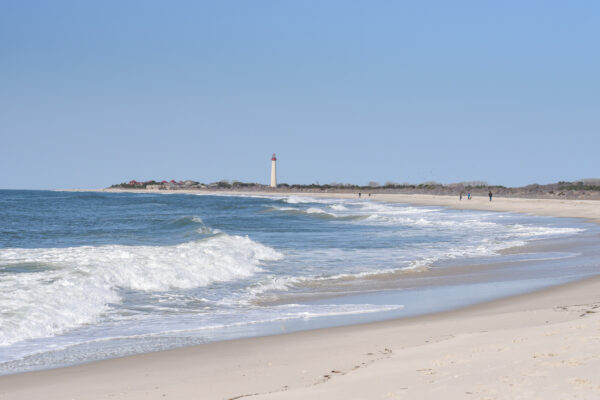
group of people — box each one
[460,190,493,201]
[355,190,493,201]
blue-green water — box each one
[0,190,595,374]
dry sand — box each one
[3,191,599,399]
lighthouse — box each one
[270,153,277,188]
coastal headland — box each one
[2,191,600,399]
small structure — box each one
[270,153,277,188]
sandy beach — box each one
[2,192,599,399]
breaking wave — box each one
[267,206,367,220]
[0,235,282,346]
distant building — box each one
[270,153,277,188]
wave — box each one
[167,215,204,227]
[231,229,573,301]
[267,206,367,221]
[306,207,336,216]
[330,204,348,211]
[283,196,336,204]
[238,240,510,297]
[0,235,282,346]
[164,215,214,234]
[276,199,581,237]
[363,210,584,239]
[507,224,583,237]
[0,302,405,374]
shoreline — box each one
[63,187,600,223]
[2,276,599,399]
[2,190,599,398]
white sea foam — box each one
[404,239,527,270]
[271,206,297,212]
[284,196,312,204]
[0,302,405,374]
[306,207,334,216]
[187,216,214,234]
[284,196,336,204]
[507,224,583,237]
[358,204,582,239]
[191,216,204,224]
[0,235,282,346]
[330,204,348,211]
[271,206,355,219]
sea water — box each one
[0,190,596,374]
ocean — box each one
[0,190,597,375]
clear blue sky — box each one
[1,1,598,189]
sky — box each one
[1,1,599,189]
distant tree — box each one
[460,181,488,188]
[216,180,231,188]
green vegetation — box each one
[557,181,600,191]
[110,180,163,189]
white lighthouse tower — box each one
[270,153,277,188]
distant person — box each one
[368,193,371,197]
[459,192,463,201]
[467,192,471,200]
[358,192,361,198]
[489,190,493,201]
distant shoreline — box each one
[60,187,600,224]
[100,178,600,201]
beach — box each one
[1,193,599,399]
[2,276,599,399]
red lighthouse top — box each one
[271,153,277,161]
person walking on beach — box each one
[467,192,471,200]
[459,192,463,201]
[358,192,361,198]
[489,190,493,201]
